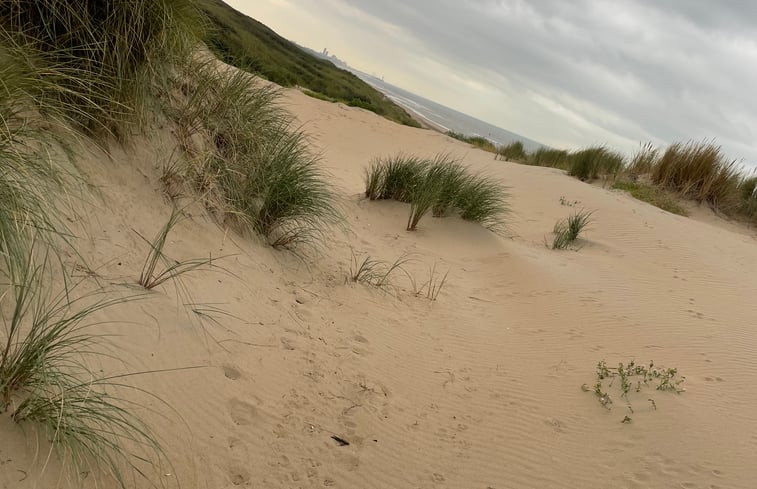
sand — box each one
[2,75,757,489]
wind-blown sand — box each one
[2,79,757,489]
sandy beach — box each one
[2,76,757,489]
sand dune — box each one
[2,81,757,489]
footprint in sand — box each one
[222,365,242,380]
[228,465,250,486]
[228,398,258,425]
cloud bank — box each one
[230,0,757,167]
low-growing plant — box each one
[582,360,685,422]
[612,180,688,216]
[496,141,527,162]
[551,210,594,250]
[568,146,624,181]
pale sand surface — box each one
[2,79,757,489]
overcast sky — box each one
[227,0,757,168]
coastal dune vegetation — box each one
[364,154,509,232]
[0,0,344,486]
[473,133,757,224]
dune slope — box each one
[2,82,756,489]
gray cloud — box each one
[237,0,757,167]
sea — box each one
[351,70,545,152]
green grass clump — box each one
[0,0,201,135]
[447,131,497,153]
[0,250,165,488]
[197,0,419,127]
[551,210,594,249]
[496,141,527,162]
[568,146,625,181]
[365,155,428,202]
[526,147,571,169]
[612,181,688,216]
[166,62,339,249]
[650,141,742,210]
[365,154,508,232]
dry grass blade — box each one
[412,263,449,301]
[349,251,411,289]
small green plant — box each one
[136,208,214,290]
[348,251,410,289]
[550,210,594,250]
[559,196,579,207]
[583,360,685,422]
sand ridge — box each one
[1,80,756,489]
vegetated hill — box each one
[197,0,420,127]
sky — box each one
[226,0,757,168]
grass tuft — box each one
[526,147,570,169]
[496,141,527,162]
[650,140,742,210]
[568,146,624,181]
[349,251,410,290]
[365,154,508,232]
[137,208,213,290]
[551,210,594,250]
[166,61,340,249]
[0,0,202,136]
[0,248,166,488]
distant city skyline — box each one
[226,0,757,167]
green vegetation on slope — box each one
[197,0,420,128]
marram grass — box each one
[166,61,340,249]
[365,154,508,232]
[0,248,167,488]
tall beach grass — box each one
[166,61,339,248]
